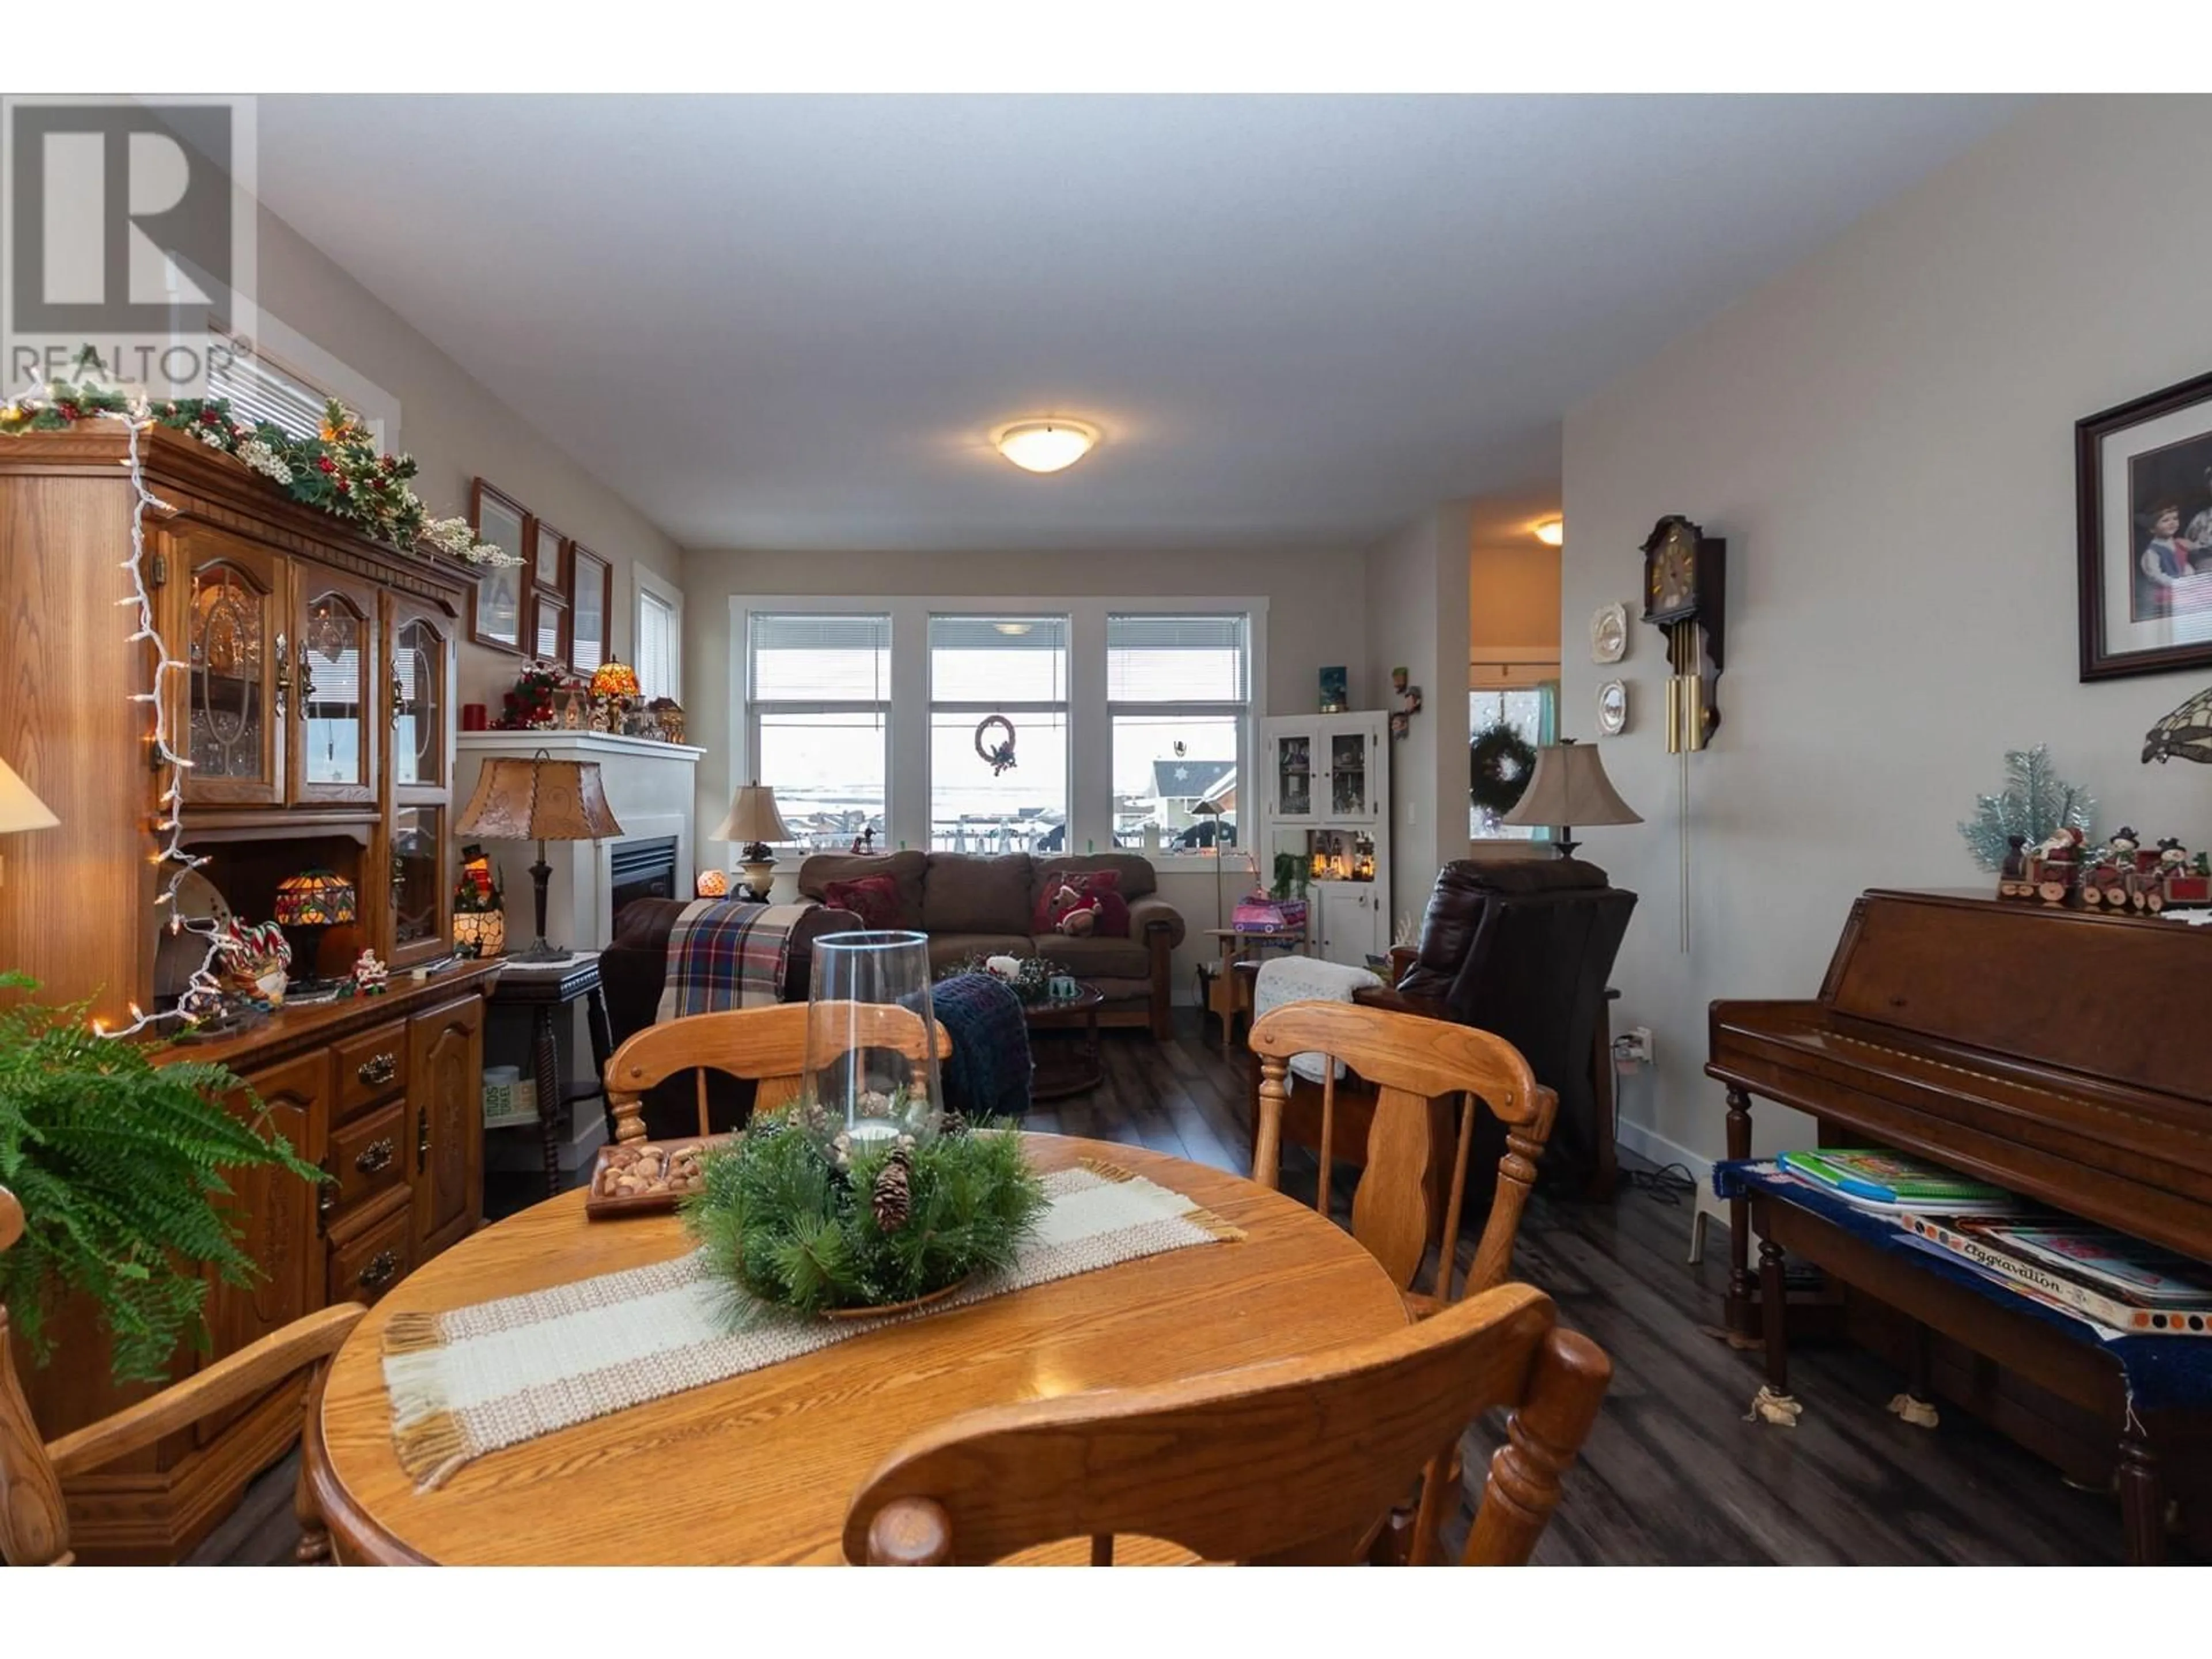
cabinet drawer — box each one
[328,1098,407,1218]
[334,1019,410,1119]
[327,1194,413,1309]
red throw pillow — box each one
[1033,870,1130,938]
[823,874,904,930]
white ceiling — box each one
[255,95,2028,553]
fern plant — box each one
[0,973,325,1382]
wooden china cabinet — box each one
[0,425,503,1561]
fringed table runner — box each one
[382,1161,1243,1491]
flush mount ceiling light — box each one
[1533,518,1565,547]
[993,418,1100,475]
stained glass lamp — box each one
[591,659,641,730]
[274,869,358,982]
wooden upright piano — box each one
[1709,889,2212,1562]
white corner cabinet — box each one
[1258,710,1391,970]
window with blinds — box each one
[926,616,1069,853]
[745,612,890,853]
[207,336,334,440]
[1108,613,1249,853]
[638,589,679,703]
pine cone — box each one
[872,1148,912,1232]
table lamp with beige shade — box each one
[0,758,59,889]
[713,782,791,900]
[1501,737,1641,859]
[455,750,625,962]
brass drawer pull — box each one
[358,1250,400,1292]
[357,1052,398,1089]
[353,1137,395,1176]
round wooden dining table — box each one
[308,1132,1407,1565]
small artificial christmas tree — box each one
[1957,745,2097,872]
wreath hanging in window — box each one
[975,715,1018,775]
[1468,722,1538,817]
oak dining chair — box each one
[605,1001,953,1143]
[0,1185,365,1566]
[844,1279,1610,1566]
[1248,1000,1558,1310]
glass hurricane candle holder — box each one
[805,930,944,1146]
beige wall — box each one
[1560,98,2208,1179]
[682,544,1368,994]
[249,202,685,710]
[1468,540,1561,673]
[1365,505,1474,926]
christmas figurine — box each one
[351,949,391,996]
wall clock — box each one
[1640,514,1726,753]
[1590,603,1628,664]
[1596,679,1628,736]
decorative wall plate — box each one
[1591,603,1628,664]
[1596,679,1629,737]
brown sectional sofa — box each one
[796,850,1185,1038]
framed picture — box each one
[468,480,528,654]
[2077,368,2212,680]
[570,544,611,675]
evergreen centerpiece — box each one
[935,950,1054,1006]
[0,974,326,1382]
[682,1098,1046,1321]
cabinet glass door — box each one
[391,805,449,962]
[293,570,377,804]
[1328,730,1372,817]
[1274,733,1313,817]
[391,613,448,790]
[182,544,284,805]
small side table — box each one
[1200,926,1305,1048]
[488,955,614,1198]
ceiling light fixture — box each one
[1533,518,1565,547]
[993,418,1100,475]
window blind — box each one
[1107,613,1248,703]
[207,338,332,440]
[749,612,890,702]
[638,590,679,702]
[928,615,1067,703]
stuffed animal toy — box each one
[1050,880,1101,936]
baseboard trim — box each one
[1613,1117,1713,1187]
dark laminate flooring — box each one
[200,1010,2127,1565]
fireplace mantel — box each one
[457,731,703,953]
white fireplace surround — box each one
[456,732,703,954]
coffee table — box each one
[1024,982,1107,1100]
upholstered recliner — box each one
[1365,859,1635,1198]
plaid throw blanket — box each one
[655,900,813,1022]
[929,972,1033,1121]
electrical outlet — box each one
[1613,1026,1655,1066]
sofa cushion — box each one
[1033,852,1158,907]
[1032,868,1131,938]
[924,933,1034,977]
[823,874,904,930]
[798,851,926,925]
[1032,931,1152,982]
[922,853,1035,935]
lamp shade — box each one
[0,759,58,834]
[1501,740,1642,830]
[455,754,626,842]
[711,781,793,846]
[274,869,358,926]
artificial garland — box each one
[1469,721,1539,818]
[0,358,521,569]
[683,1097,1046,1320]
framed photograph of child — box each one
[2077,368,2212,680]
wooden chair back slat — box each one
[843,1282,1610,1566]
[1250,1002,1559,1302]
[0,1184,365,1567]
[605,1002,952,1142]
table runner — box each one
[381,1160,1243,1491]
